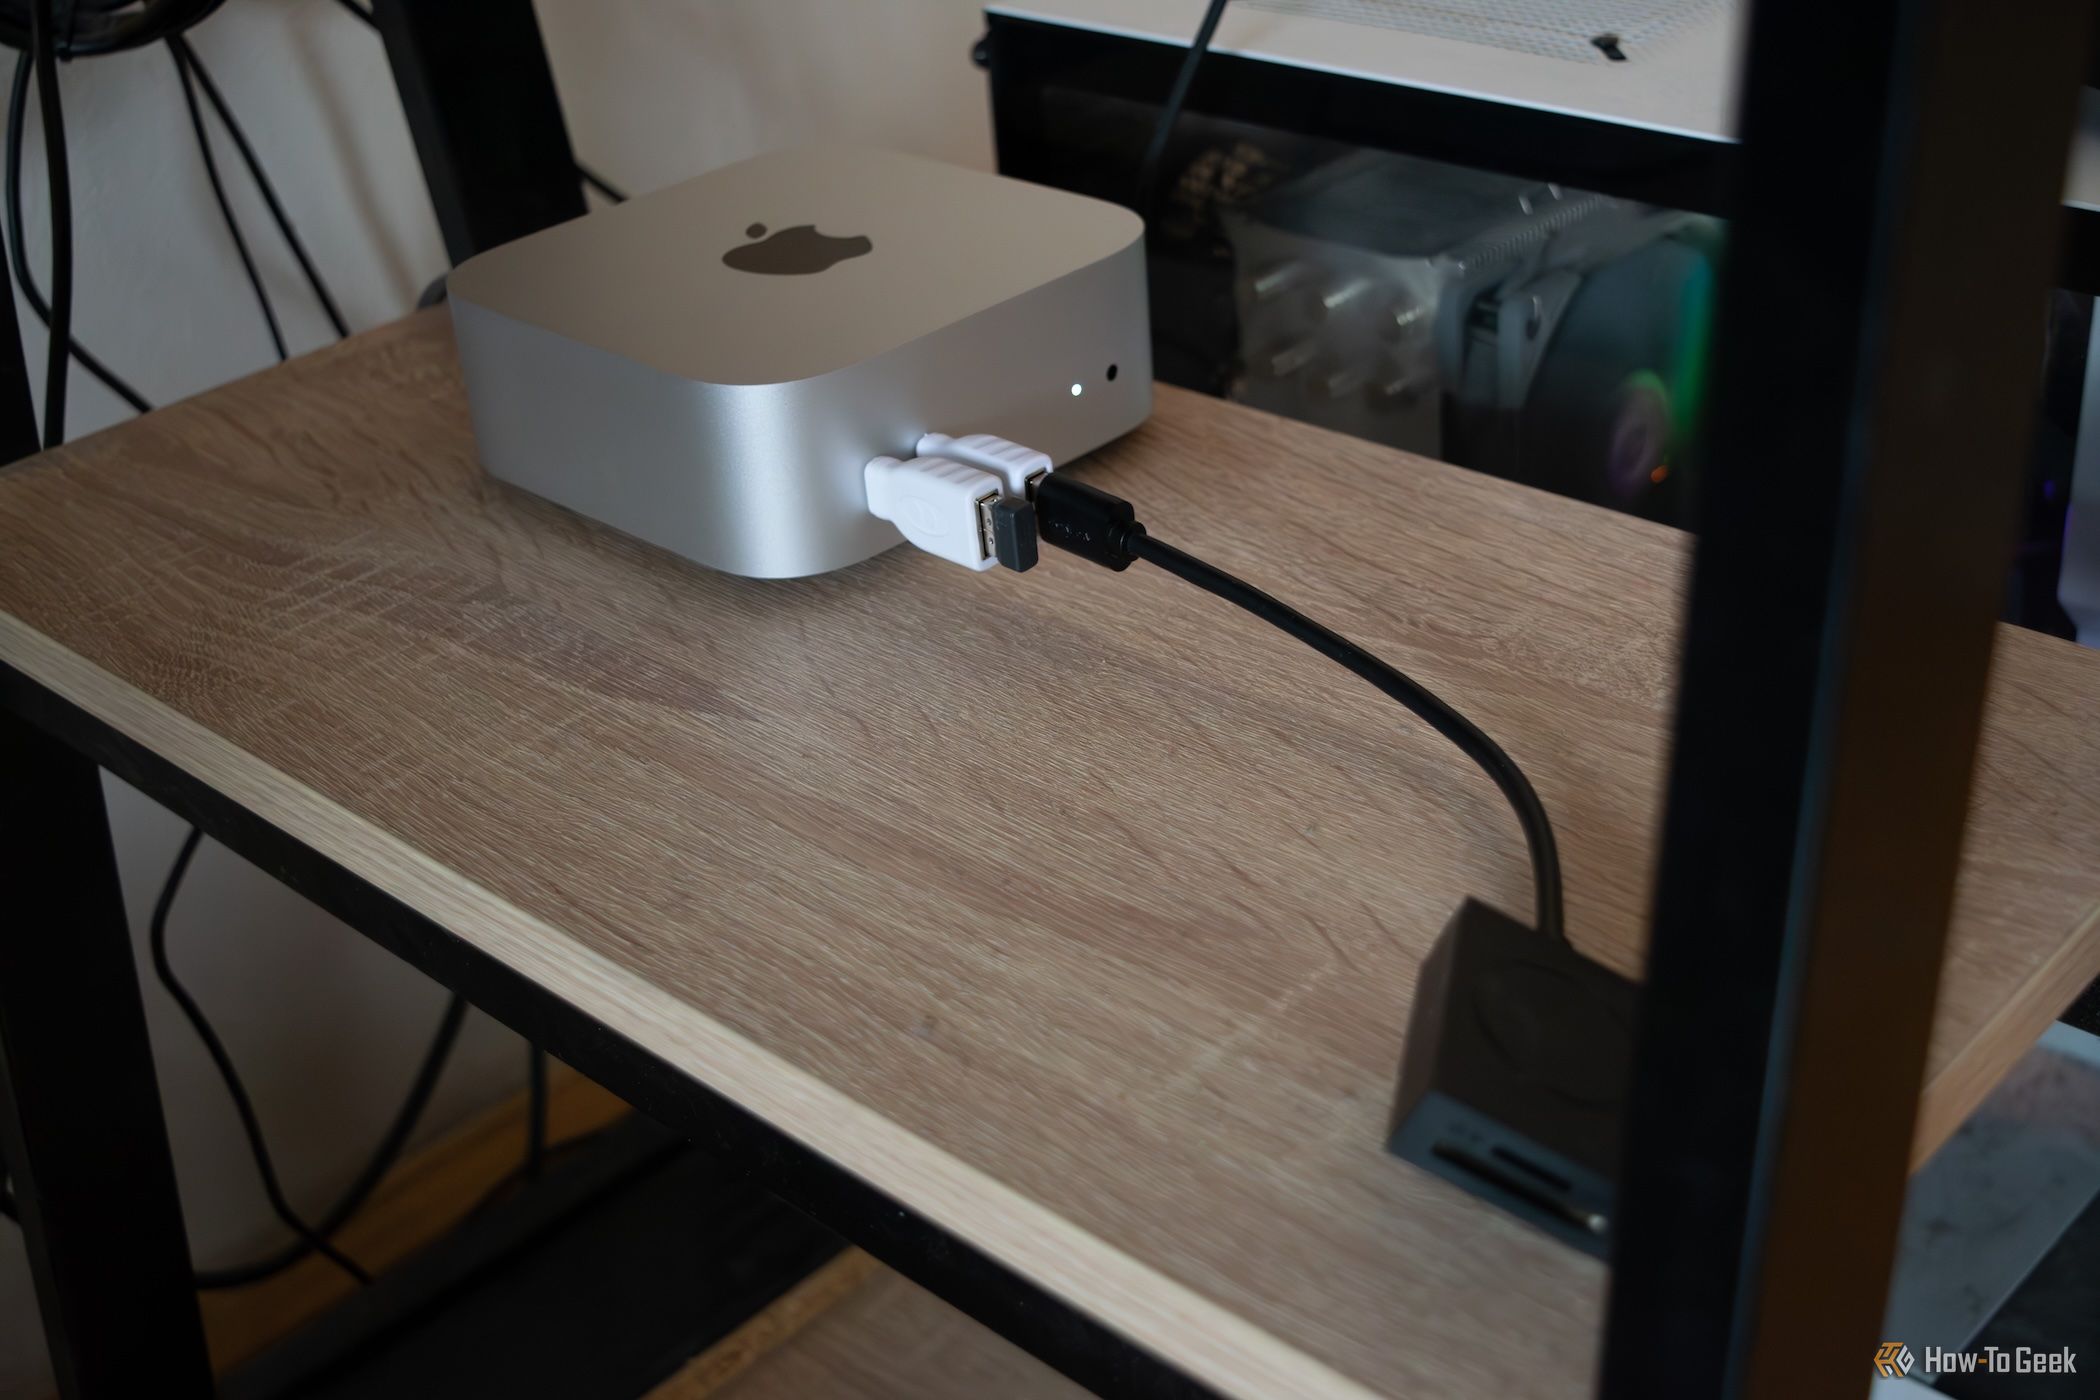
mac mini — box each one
[447,147,1152,578]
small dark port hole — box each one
[1490,1145,1573,1193]
[1106,363,1119,381]
[1432,1143,1602,1234]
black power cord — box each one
[330,0,628,205]
[170,31,361,360]
[27,0,65,448]
[150,833,474,1292]
[578,166,625,204]
[4,51,148,412]
[7,29,353,408]
[194,988,468,1289]
[171,39,286,360]
[0,825,475,1289]
[151,830,374,1287]
[0,15,471,1287]
[12,32,352,1282]
[171,34,350,339]
[8,30,349,417]
[1032,474,1568,943]
[2,0,232,436]
[1132,0,1229,226]
[0,0,583,1285]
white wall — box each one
[0,3,992,1394]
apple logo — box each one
[722,221,872,275]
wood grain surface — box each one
[707,1260,1087,1400]
[651,1249,888,1399]
[2,311,2097,1398]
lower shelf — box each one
[681,1257,1090,1400]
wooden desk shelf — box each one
[2,312,2096,1398]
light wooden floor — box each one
[672,1255,1088,1400]
[195,1064,1063,1398]
[197,1065,629,1374]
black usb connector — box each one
[983,495,1039,572]
[1030,474,1145,572]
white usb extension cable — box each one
[863,432,1053,573]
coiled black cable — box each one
[0,0,224,59]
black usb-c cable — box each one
[1030,472,1567,943]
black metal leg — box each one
[1601,2,2092,1396]
[369,0,585,264]
[0,707,212,1398]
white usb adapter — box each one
[864,454,1037,573]
[915,433,1054,500]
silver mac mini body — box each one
[448,146,1152,578]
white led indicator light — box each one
[1070,382,1083,397]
